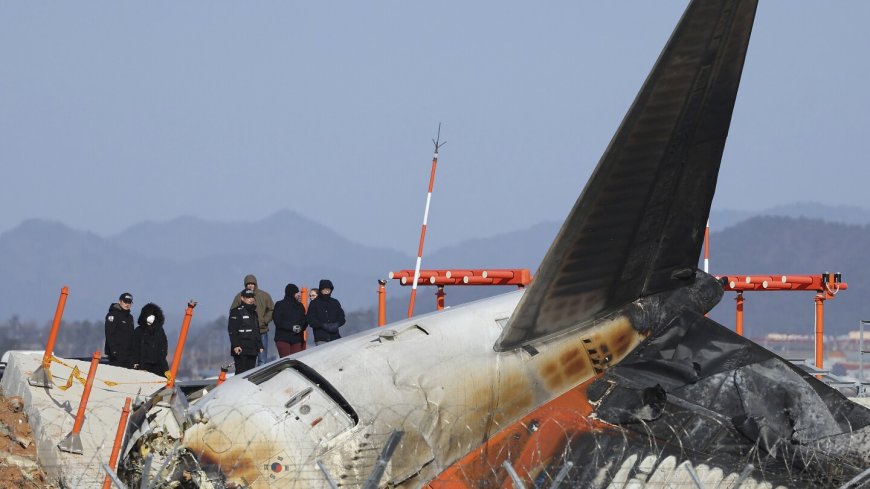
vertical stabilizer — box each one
[496,0,758,351]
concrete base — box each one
[1,352,166,488]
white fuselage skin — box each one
[181,290,646,487]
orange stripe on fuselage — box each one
[426,374,613,488]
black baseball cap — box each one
[119,292,133,304]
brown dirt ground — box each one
[0,394,55,488]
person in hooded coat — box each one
[132,303,169,377]
[273,283,308,357]
[105,292,136,368]
[307,279,346,345]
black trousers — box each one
[233,354,257,374]
[140,362,166,377]
[109,357,133,369]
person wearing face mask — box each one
[105,292,136,368]
[307,279,346,345]
[132,302,169,377]
[273,283,308,357]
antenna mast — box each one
[408,124,445,317]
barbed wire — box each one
[25,400,850,488]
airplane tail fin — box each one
[495,0,758,351]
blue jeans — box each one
[258,331,269,366]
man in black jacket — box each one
[105,292,136,368]
[132,303,169,377]
[228,289,263,373]
[229,274,274,367]
[273,283,308,357]
[307,279,346,345]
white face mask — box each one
[146,315,156,326]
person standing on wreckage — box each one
[273,283,308,357]
[230,274,274,366]
[228,288,264,374]
[307,279,345,346]
[131,302,169,377]
[105,292,136,368]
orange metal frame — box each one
[391,269,531,288]
[382,269,532,324]
[301,287,309,349]
[41,286,69,372]
[719,273,846,369]
[102,397,132,489]
[377,280,387,326]
[428,374,611,488]
[167,302,196,388]
[72,352,101,437]
[216,365,229,386]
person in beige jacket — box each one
[230,274,274,366]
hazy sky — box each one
[2,2,868,253]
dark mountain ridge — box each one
[2,208,869,339]
[706,216,870,335]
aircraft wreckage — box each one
[119,0,870,487]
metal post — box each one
[548,461,574,489]
[815,293,825,370]
[408,124,445,318]
[58,351,101,454]
[838,467,870,489]
[316,460,339,489]
[502,460,527,489]
[362,430,404,489]
[860,320,869,394]
[735,292,744,336]
[684,462,705,489]
[167,301,196,389]
[301,287,309,349]
[139,455,153,489]
[704,220,710,274]
[377,280,387,326]
[101,464,128,489]
[732,464,755,489]
[436,285,445,310]
[102,397,132,489]
[216,364,229,386]
[29,285,69,387]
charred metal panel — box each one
[429,276,870,487]
[497,0,758,351]
[560,309,870,488]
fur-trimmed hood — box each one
[319,279,334,292]
[137,303,165,329]
[284,283,300,302]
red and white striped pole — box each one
[704,220,711,318]
[704,219,710,274]
[408,125,445,318]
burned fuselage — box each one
[123,282,701,487]
[120,272,728,488]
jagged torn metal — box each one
[539,311,870,487]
